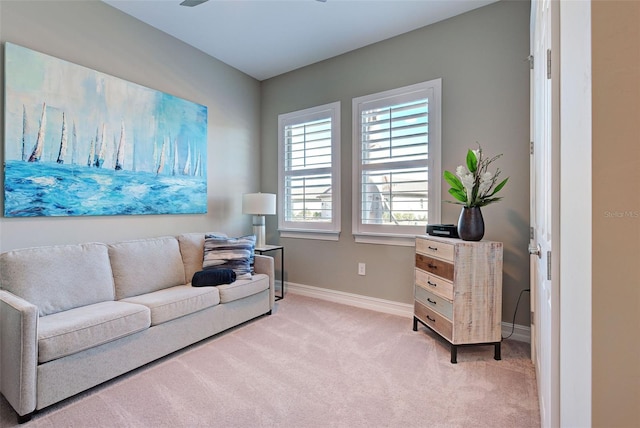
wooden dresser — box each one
[413,235,503,363]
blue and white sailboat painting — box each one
[3,43,208,217]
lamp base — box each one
[252,215,266,248]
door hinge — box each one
[530,141,534,155]
[530,227,534,240]
[546,49,552,79]
[530,312,535,325]
[546,250,552,280]
[528,55,534,70]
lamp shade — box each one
[242,193,276,215]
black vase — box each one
[457,206,485,241]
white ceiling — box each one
[103,0,497,81]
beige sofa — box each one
[0,233,274,423]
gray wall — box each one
[0,0,531,326]
[260,0,531,325]
[0,0,261,251]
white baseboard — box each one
[286,281,414,318]
[285,281,531,343]
[500,321,531,343]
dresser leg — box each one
[412,317,418,331]
[451,345,458,364]
[494,342,501,360]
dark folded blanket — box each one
[192,269,236,287]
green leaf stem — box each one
[448,188,467,203]
[489,177,509,196]
[466,149,477,173]
[443,170,464,191]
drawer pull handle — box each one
[427,298,437,305]
[426,315,436,322]
[428,246,438,251]
[428,263,437,269]
[427,280,437,287]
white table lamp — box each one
[242,193,276,248]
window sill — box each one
[353,233,417,247]
[279,229,340,241]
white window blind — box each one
[353,80,441,245]
[278,102,340,240]
[284,117,332,222]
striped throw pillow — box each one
[203,234,256,280]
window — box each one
[352,79,441,245]
[278,102,340,240]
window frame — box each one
[278,101,341,241]
[352,79,442,246]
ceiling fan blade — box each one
[180,0,209,7]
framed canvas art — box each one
[3,43,208,217]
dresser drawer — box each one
[414,301,453,341]
[415,268,453,300]
[415,253,454,282]
[416,238,454,262]
[415,284,453,320]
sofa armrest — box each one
[0,290,38,417]
[254,254,275,307]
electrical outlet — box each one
[358,263,366,276]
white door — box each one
[530,1,560,427]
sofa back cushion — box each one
[177,233,205,284]
[109,236,186,300]
[177,232,227,285]
[0,243,115,317]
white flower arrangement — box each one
[444,145,508,208]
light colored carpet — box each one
[0,293,539,427]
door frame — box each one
[558,1,593,427]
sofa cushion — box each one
[121,285,220,326]
[203,234,255,280]
[177,232,228,285]
[178,233,206,285]
[0,243,115,317]
[38,301,150,363]
[217,273,269,304]
[176,233,217,283]
[109,236,187,300]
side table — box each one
[255,244,284,300]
